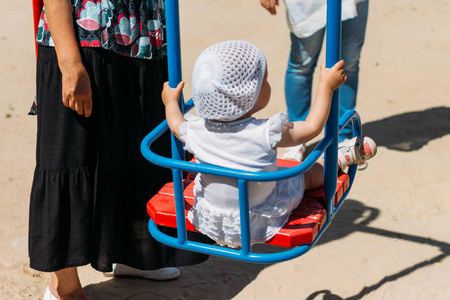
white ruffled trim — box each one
[188,172,305,248]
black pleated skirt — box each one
[29,45,210,272]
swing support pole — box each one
[141,0,363,263]
[324,0,341,220]
[165,0,188,245]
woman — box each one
[30,1,209,298]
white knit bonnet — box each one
[192,40,267,121]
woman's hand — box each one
[60,61,92,117]
[260,0,279,15]
[43,0,92,117]
[318,60,347,92]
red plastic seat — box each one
[147,159,349,247]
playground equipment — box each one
[140,0,362,263]
[31,0,362,263]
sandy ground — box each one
[1,0,450,299]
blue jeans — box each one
[285,1,369,142]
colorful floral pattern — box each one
[37,0,166,59]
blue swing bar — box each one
[140,0,362,263]
[165,0,188,245]
[324,0,342,219]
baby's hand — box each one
[162,81,185,106]
[318,60,347,92]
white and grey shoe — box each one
[106,263,180,281]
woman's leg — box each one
[285,30,325,122]
[283,30,325,161]
[339,0,369,142]
[49,267,88,299]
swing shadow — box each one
[305,106,450,154]
[361,106,450,151]
[82,107,450,299]
[81,200,374,299]
[83,251,271,300]
[303,199,450,300]
[82,199,450,299]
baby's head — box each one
[192,40,267,122]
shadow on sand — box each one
[84,107,450,299]
[305,106,450,156]
[84,254,268,299]
[84,199,450,299]
[361,106,450,151]
[304,199,450,300]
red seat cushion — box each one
[147,159,349,247]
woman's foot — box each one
[105,264,180,281]
[281,144,306,162]
[338,136,377,170]
[47,267,89,300]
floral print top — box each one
[36,0,166,59]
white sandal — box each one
[338,136,377,170]
[43,286,57,300]
[105,264,180,281]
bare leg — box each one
[49,267,89,300]
[303,161,324,191]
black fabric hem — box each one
[30,261,91,273]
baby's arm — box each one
[275,60,347,148]
[161,81,186,143]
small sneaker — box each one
[281,144,306,162]
[338,136,377,170]
[105,264,180,281]
[357,162,368,170]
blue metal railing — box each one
[140,0,362,263]
[324,0,342,219]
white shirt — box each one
[179,113,305,247]
[284,0,366,38]
[180,114,284,208]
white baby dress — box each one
[180,113,305,247]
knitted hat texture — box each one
[192,40,267,121]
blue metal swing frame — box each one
[140,0,362,263]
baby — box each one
[162,40,376,247]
